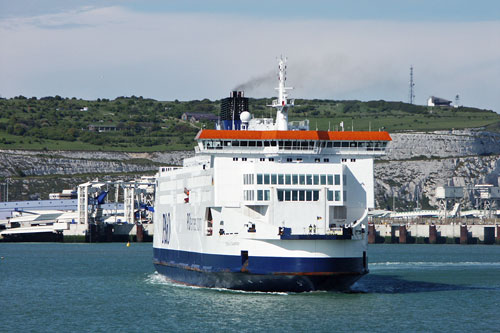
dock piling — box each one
[368,224,376,244]
[460,225,469,245]
[136,224,144,243]
[399,225,407,244]
[429,225,437,244]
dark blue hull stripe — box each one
[153,247,367,292]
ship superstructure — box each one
[153,57,391,292]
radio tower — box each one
[408,65,415,104]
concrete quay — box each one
[0,222,154,243]
[369,221,499,245]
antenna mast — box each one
[270,56,294,130]
[408,65,415,104]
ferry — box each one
[153,57,391,292]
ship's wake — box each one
[145,272,290,295]
[369,261,500,271]
[349,273,497,294]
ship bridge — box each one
[195,129,391,155]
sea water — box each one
[1,243,498,332]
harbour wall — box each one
[369,223,499,244]
[62,223,154,242]
[0,223,154,243]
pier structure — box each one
[374,184,500,221]
[368,218,499,244]
[474,184,500,219]
[0,177,155,242]
[436,186,463,220]
[77,177,155,242]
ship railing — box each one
[197,145,386,155]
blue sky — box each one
[2,0,499,21]
[0,1,499,112]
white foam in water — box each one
[145,272,289,295]
[369,261,500,270]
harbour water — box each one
[1,243,498,332]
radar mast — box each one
[271,56,294,130]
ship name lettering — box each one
[162,213,171,244]
[186,213,200,231]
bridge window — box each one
[264,190,270,201]
[277,190,284,201]
[306,190,312,201]
[335,190,341,201]
[327,190,334,201]
[257,190,263,201]
[277,189,320,202]
[244,190,254,201]
[243,174,254,185]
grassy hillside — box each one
[0,95,498,151]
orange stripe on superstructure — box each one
[196,130,392,141]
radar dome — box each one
[240,111,251,123]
